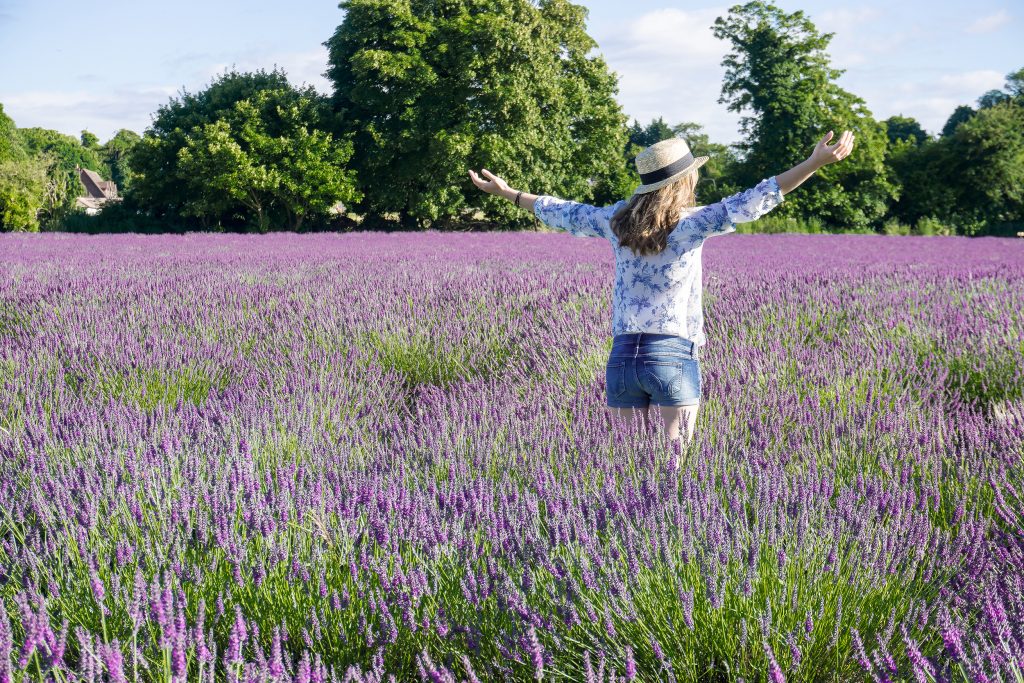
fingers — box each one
[468,169,490,190]
[824,130,854,160]
[481,168,498,181]
[837,130,854,157]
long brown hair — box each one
[610,171,699,256]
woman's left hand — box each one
[468,168,513,198]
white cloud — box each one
[817,7,882,29]
[0,86,179,141]
[0,47,334,141]
[937,69,1007,92]
[840,68,1007,134]
[815,7,915,74]
[592,7,743,144]
[966,10,1012,34]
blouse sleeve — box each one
[533,195,615,241]
[685,176,785,240]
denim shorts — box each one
[605,333,701,408]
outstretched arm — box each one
[468,167,614,240]
[774,130,855,195]
[468,169,539,212]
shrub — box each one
[913,216,954,236]
[882,217,912,235]
[738,214,825,234]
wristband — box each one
[514,191,523,208]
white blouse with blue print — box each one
[532,176,785,348]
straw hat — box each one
[633,137,709,195]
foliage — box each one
[671,121,743,203]
[175,89,359,231]
[976,89,1010,109]
[941,104,975,137]
[0,232,1022,680]
[13,126,104,226]
[626,117,674,150]
[883,115,928,145]
[0,103,26,164]
[622,118,739,205]
[131,69,358,230]
[943,99,1024,232]
[325,0,632,228]
[100,129,140,193]
[0,155,48,231]
[80,129,100,150]
[712,1,897,230]
[913,215,954,237]
[886,95,1024,235]
[16,126,106,180]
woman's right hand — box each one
[808,130,854,168]
[468,168,514,199]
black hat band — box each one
[639,155,695,185]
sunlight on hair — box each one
[611,171,700,255]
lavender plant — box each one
[0,230,1022,682]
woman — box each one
[469,130,854,447]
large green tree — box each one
[943,99,1024,233]
[12,128,98,226]
[176,89,359,231]
[325,0,632,228]
[131,69,358,230]
[712,1,896,230]
[887,66,1024,234]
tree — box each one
[944,99,1024,232]
[712,1,896,230]
[101,129,140,193]
[941,105,975,137]
[80,130,100,150]
[0,155,48,231]
[977,89,1010,110]
[0,104,26,164]
[884,137,955,229]
[884,115,928,145]
[325,0,632,228]
[1006,67,1024,99]
[12,128,99,226]
[627,117,675,150]
[131,68,358,230]
[131,68,293,223]
[176,88,359,231]
[670,121,741,203]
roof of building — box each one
[78,167,117,200]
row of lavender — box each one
[0,232,1022,682]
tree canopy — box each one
[131,69,358,230]
[325,0,633,228]
[884,115,928,146]
[712,0,896,230]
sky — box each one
[0,0,1019,147]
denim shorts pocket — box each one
[642,360,683,396]
[606,360,626,398]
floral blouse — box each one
[532,176,784,347]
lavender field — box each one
[0,231,1023,682]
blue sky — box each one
[0,0,1019,146]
